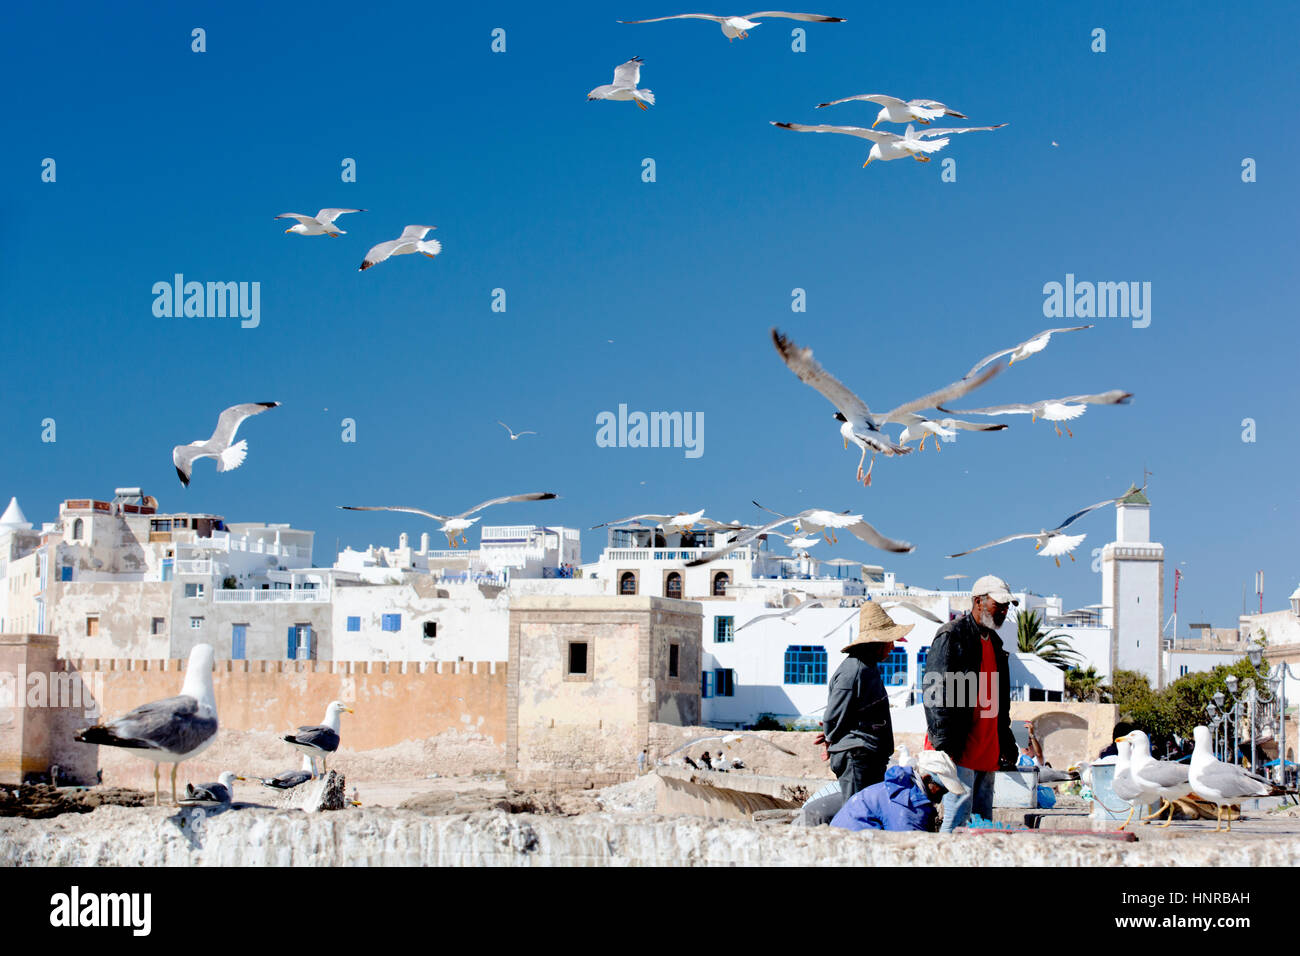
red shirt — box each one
[923,634,1001,771]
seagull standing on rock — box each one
[1189,725,1287,831]
[283,700,354,777]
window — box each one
[669,643,680,678]
[1179,665,1189,677]
[190,616,204,629]
[150,519,171,533]
[714,616,734,643]
[665,572,682,599]
[346,616,361,632]
[568,641,589,676]
[72,518,84,540]
[60,566,72,582]
[184,583,205,599]
[714,668,735,697]
[701,671,713,698]
[151,617,166,635]
[712,572,729,596]
[86,616,99,637]
[880,648,908,686]
[423,621,437,639]
[619,571,637,595]
[381,613,401,632]
[915,647,929,689]
[784,645,827,685]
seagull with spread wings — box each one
[961,325,1094,380]
[275,208,365,237]
[359,225,441,271]
[590,510,706,533]
[172,402,280,487]
[497,421,537,441]
[620,11,844,41]
[341,492,558,548]
[687,504,912,568]
[772,121,1007,166]
[815,93,966,127]
[772,328,1000,485]
[938,389,1132,437]
[588,56,655,109]
[892,412,1007,453]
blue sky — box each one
[2,0,1296,629]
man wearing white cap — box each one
[922,574,1019,832]
[830,750,968,832]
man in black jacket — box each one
[922,574,1019,831]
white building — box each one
[1101,486,1165,688]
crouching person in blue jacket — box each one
[830,750,967,832]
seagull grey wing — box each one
[687,515,794,566]
[1055,390,1133,405]
[107,695,217,753]
[315,208,363,223]
[744,11,846,21]
[735,611,784,632]
[936,401,1035,417]
[1054,497,1122,531]
[880,363,1000,422]
[618,14,725,23]
[771,122,895,143]
[1199,762,1274,797]
[1141,762,1191,788]
[962,345,1017,380]
[947,532,1038,559]
[881,601,943,623]
[943,417,1009,432]
[399,225,434,240]
[914,123,1008,139]
[274,213,314,222]
[771,329,874,424]
[339,505,449,521]
[590,513,672,530]
[907,99,962,116]
[287,725,341,752]
[211,402,278,446]
[751,500,789,520]
[843,518,913,553]
[613,58,643,88]
[816,93,903,109]
[181,781,231,804]
[459,492,557,519]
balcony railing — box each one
[176,559,213,575]
[605,547,754,562]
[186,532,310,560]
[213,587,328,603]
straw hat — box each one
[841,601,913,653]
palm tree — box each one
[1065,665,1111,702]
[1016,609,1082,668]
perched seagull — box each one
[172,402,280,487]
[359,225,441,271]
[590,510,706,533]
[588,56,655,110]
[735,598,827,632]
[1109,739,1159,830]
[251,756,317,790]
[893,412,1007,453]
[947,486,1139,567]
[961,325,1095,380]
[342,492,558,548]
[619,10,843,41]
[1121,729,1192,827]
[179,771,242,809]
[1190,725,1286,832]
[815,93,966,127]
[772,328,1000,485]
[274,208,365,237]
[772,121,1007,166]
[283,701,354,776]
[939,389,1132,437]
[497,421,537,441]
[688,505,912,567]
[74,644,218,806]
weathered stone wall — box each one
[46,581,172,659]
[1010,701,1119,765]
[0,635,60,782]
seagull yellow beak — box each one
[344,707,355,714]
[863,158,873,167]
[871,119,880,128]
[284,228,292,233]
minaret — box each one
[1101,485,1165,689]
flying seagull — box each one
[771,121,1007,166]
[172,402,280,487]
[1189,725,1286,831]
[497,421,537,441]
[588,56,655,110]
[946,485,1140,566]
[74,644,218,806]
[961,325,1095,380]
[735,598,827,632]
[283,700,353,776]
[274,208,365,237]
[687,505,912,568]
[591,510,706,533]
[1121,729,1192,827]
[359,225,441,271]
[772,328,1000,485]
[178,771,242,809]
[251,756,317,790]
[893,412,1007,453]
[342,492,558,548]
[815,94,966,127]
[619,11,844,41]
[938,390,1132,437]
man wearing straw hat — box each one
[818,601,913,804]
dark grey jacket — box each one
[921,613,1016,767]
[823,653,894,756]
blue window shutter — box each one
[287,627,295,659]
[306,627,314,659]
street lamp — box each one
[1249,646,1263,669]
[1226,675,1239,695]
[1214,691,1226,709]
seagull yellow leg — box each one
[1069,553,1075,562]
[636,99,648,111]
[1066,425,1074,437]
[1141,800,1169,820]
[1225,807,1233,832]
[1214,805,1223,832]
[1054,424,1062,436]
[1031,411,1037,423]
[1116,804,1135,831]
[170,764,179,805]
[871,119,880,129]
[843,436,848,449]
[864,453,876,486]
[1054,557,1061,568]
[1159,802,1177,827]
[154,765,161,807]
[934,437,942,453]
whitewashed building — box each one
[1101,486,1165,688]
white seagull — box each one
[815,93,966,127]
[588,56,655,110]
[359,225,441,271]
[735,598,827,632]
[179,771,242,809]
[772,121,1007,166]
[1189,725,1286,832]
[274,208,365,237]
[947,486,1139,566]
[893,412,1007,453]
[283,701,354,777]
[939,389,1132,437]
[342,492,558,548]
[497,421,537,441]
[772,328,1000,485]
[961,325,1095,379]
[74,644,219,806]
[1121,730,1192,827]
[172,402,280,487]
[591,510,706,533]
[619,11,844,41]
[687,504,912,568]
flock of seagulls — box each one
[277,206,442,272]
[73,645,355,807]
